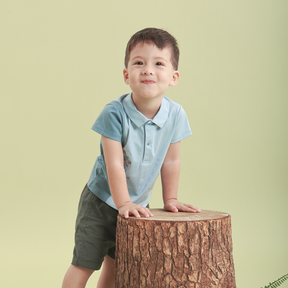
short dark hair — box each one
[124,28,180,70]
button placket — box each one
[143,122,153,162]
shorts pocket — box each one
[88,190,118,223]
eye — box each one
[134,61,143,65]
[155,62,164,66]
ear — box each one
[123,69,129,84]
[169,71,180,86]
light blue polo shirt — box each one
[87,93,192,210]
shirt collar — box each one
[122,93,169,128]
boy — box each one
[62,27,201,288]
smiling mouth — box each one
[142,80,155,84]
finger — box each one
[194,206,201,212]
[131,209,141,218]
[179,204,201,213]
[147,208,154,217]
[136,207,149,218]
[138,208,149,217]
[187,205,201,213]
[124,210,129,218]
[165,203,178,213]
[141,207,153,217]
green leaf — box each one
[261,274,288,288]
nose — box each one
[142,64,154,75]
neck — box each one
[131,94,162,119]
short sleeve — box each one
[91,102,123,142]
[171,106,192,143]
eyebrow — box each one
[154,57,169,62]
[131,56,169,62]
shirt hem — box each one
[171,132,192,143]
[92,127,122,142]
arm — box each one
[101,135,153,218]
[161,141,201,213]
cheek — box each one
[127,74,138,87]
[128,70,136,78]
[159,72,171,82]
[128,74,136,83]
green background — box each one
[1,1,287,287]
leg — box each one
[97,255,115,288]
[62,264,94,288]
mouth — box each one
[142,80,155,84]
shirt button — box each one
[147,142,150,146]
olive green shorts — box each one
[72,184,118,270]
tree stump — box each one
[115,209,236,288]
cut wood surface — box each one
[115,209,236,288]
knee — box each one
[72,265,94,279]
[97,256,115,288]
[62,265,94,288]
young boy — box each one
[62,27,201,288]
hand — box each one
[164,199,201,213]
[118,202,154,218]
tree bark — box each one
[115,209,236,288]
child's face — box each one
[123,43,179,103]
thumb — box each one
[165,203,178,213]
[171,206,178,212]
